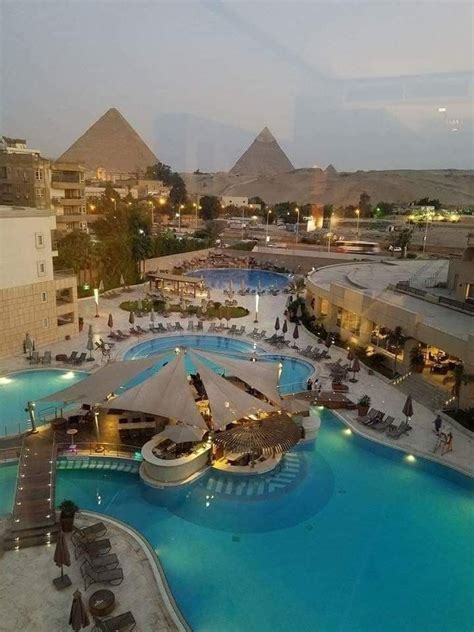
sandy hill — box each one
[57,108,157,174]
[229,127,294,177]
[182,167,474,206]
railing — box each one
[0,420,31,439]
[438,295,474,313]
[56,442,143,460]
[0,446,22,462]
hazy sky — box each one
[1,0,473,171]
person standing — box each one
[433,414,442,434]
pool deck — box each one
[0,281,472,477]
[0,512,188,632]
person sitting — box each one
[306,378,313,391]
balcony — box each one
[57,312,75,327]
[52,173,81,184]
[56,287,74,306]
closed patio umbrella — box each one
[86,332,94,361]
[347,348,354,361]
[53,528,71,589]
[137,299,143,312]
[274,317,280,332]
[350,357,361,382]
[98,279,104,293]
[128,311,135,325]
[402,395,414,424]
[296,304,303,321]
[24,333,33,358]
[240,279,245,292]
[282,319,288,337]
[107,313,113,333]
[150,308,156,326]
[292,324,299,348]
[69,590,89,631]
[119,273,125,287]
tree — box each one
[145,162,173,183]
[249,196,266,209]
[199,195,221,221]
[391,228,412,257]
[55,230,94,274]
[374,201,395,217]
[388,326,405,375]
[452,365,469,410]
[358,191,372,217]
[145,161,187,206]
[194,220,222,244]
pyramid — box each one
[57,108,158,176]
[229,126,294,177]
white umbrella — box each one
[161,423,205,444]
[240,279,245,292]
[150,309,156,324]
[98,280,104,292]
[25,333,33,357]
[86,334,94,361]
[119,273,125,287]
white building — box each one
[0,206,78,358]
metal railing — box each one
[438,295,474,313]
[0,446,22,462]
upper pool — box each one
[186,268,289,290]
[123,334,313,394]
[0,369,88,437]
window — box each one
[35,232,44,248]
[41,291,47,302]
[42,317,49,329]
[37,261,46,277]
[0,166,7,179]
[35,169,43,181]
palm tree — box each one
[388,326,404,376]
[452,364,469,410]
[288,277,305,297]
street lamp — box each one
[355,208,360,239]
[148,200,154,225]
[295,207,300,243]
[326,232,333,253]
[422,211,433,253]
[265,209,272,243]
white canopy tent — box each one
[160,423,206,443]
[37,356,165,406]
[191,354,275,430]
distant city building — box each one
[0,138,51,209]
[221,196,251,208]
[51,162,87,233]
[0,205,78,358]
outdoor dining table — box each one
[89,589,115,617]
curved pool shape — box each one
[1,412,472,630]
[187,268,289,290]
[123,335,313,394]
[0,369,88,437]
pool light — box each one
[343,428,352,436]
[62,371,75,380]
[406,454,416,463]
[0,377,13,385]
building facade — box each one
[51,162,87,233]
[305,258,474,408]
[0,206,78,359]
[0,137,51,209]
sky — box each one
[1,0,473,172]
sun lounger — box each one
[86,553,119,571]
[29,351,40,365]
[93,611,136,632]
[256,330,266,339]
[235,325,245,336]
[156,323,166,333]
[359,408,378,424]
[196,320,203,331]
[135,324,147,334]
[371,415,394,432]
[42,350,52,365]
[228,324,237,335]
[248,328,258,338]
[80,560,124,590]
[175,321,184,331]
[72,521,107,545]
[386,421,411,439]
[67,351,78,364]
[187,320,194,331]
[208,322,217,333]
[116,330,130,339]
[166,323,174,332]
[74,352,87,365]
[265,334,278,344]
[300,345,313,357]
[75,537,112,560]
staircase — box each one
[4,433,58,550]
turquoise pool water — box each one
[187,268,289,290]
[0,369,88,437]
[123,335,313,394]
[1,412,472,630]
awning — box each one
[191,353,275,430]
[38,356,165,405]
[160,423,206,443]
[103,354,208,429]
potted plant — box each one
[410,346,425,373]
[357,395,371,417]
[59,500,79,532]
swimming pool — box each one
[123,335,313,394]
[187,268,289,290]
[0,369,88,437]
[1,411,472,630]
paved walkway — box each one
[0,513,183,631]
[1,281,472,476]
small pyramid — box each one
[230,127,294,177]
[57,108,158,176]
[325,164,338,176]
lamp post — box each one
[254,292,260,323]
[355,208,360,239]
[422,211,433,253]
[148,200,154,225]
[327,232,333,253]
[265,209,272,243]
[295,206,300,243]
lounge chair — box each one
[67,351,78,364]
[93,611,136,632]
[135,324,147,334]
[80,560,124,591]
[386,421,411,439]
[43,351,52,365]
[74,352,87,365]
[72,522,107,546]
[129,327,140,336]
[359,408,378,424]
[166,323,174,332]
[256,330,266,339]
[74,538,112,560]
[208,322,217,333]
[248,328,258,338]
[300,345,313,357]
[175,321,184,331]
[372,415,395,432]
[196,320,203,331]
[228,324,237,335]
[187,320,194,331]
[29,351,40,365]
[108,331,120,340]
[116,330,130,339]
[235,325,245,336]
[157,323,166,333]
[265,334,278,344]
[86,553,119,571]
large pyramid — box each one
[229,127,294,177]
[57,108,158,176]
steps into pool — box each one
[57,457,140,474]
[204,453,305,500]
